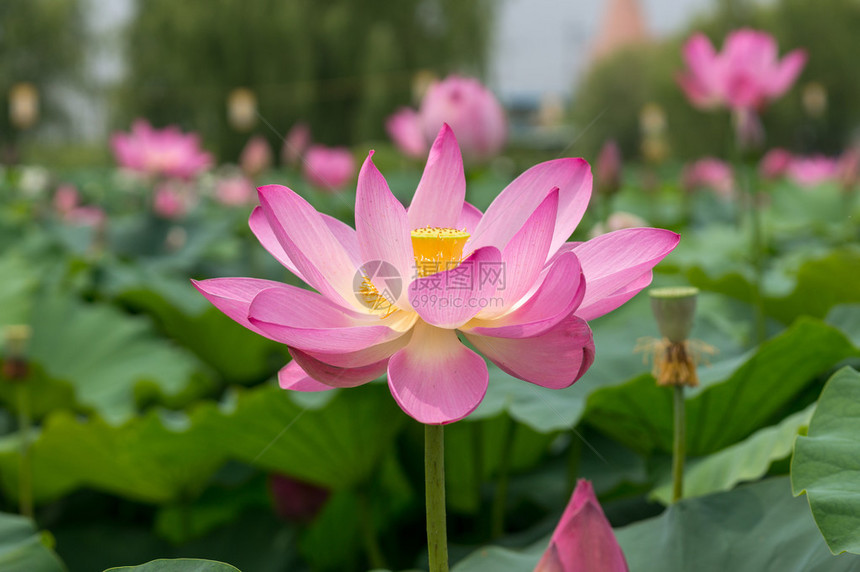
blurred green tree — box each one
[116,0,494,161]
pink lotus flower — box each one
[678,29,807,111]
[419,75,507,161]
[194,126,678,424]
[53,184,106,227]
[282,122,311,167]
[595,140,622,195]
[759,148,793,180]
[534,480,629,572]
[786,155,840,187]
[302,145,356,192]
[839,148,860,190]
[153,183,194,219]
[268,474,329,523]
[386,107,429,160]
[682,158,735,199]
[240,135,273,177]
[111,119,212,179]
[53,184,80,215]
[215,175,256,207]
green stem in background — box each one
[470,422,484,511]
[17,382,33,519]
[425,424,448,572]
[672,385,686,503]
[566,429,583,498]
[358,490,387,570]
[741,165,767,345]
[490,418,516,539]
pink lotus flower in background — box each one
[386,107,429,159]
[240,135,273,177]
[678,29,806,111]
[682,158,735,199]
[838,148,860,190]
[302,145,357,192]
[53,184,106,227]
[419,75,507,161]
[268,474,330,524]
[194,125,678,424]
[595,140,622,195]
[588,212,647,239]
[65,206,106,228]
[759,148,793,180]
[215,175,256,207]
[534,480,629,572]
[786,155,840,187]
[53,184,79,215]
[111,119,213,179]
[282,122,311,166]
[153,183,194,219]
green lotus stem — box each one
[672,385,686,503]
[745,175,766,345]
[425,423,448,572]
[358,490,387,569]
[471,422,483,509]
[17,382,33,519]
[491,417,516,539]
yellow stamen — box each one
[410,226,470,277]
[359,276,397,318]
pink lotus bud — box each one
[282,122,311,166]
[386,107,429,159]
[240,135,272,177]
[534,480,628,572]
[53,184,79,215]
[268,474,329,524]
[595,140,622,196]
[419,75,507,162]
[682,158,734,200]
[215,175,255,207]
[759,148,793,180]
[786,155,840,188]
[302,145,356,192]
[153,183,192,219]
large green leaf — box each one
[584,318,857,455]
[650,404,814,503]
[0,512,65,572]
[0,250,38,327]
[105,558,240,571]
[452,478,860,572]
[792,367,860,555]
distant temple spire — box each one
[590,0,651,62]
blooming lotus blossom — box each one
[682,158,735,200]
[111,119,212,179]
[786,155,840,187]
[678,29,806,112]
[240,135,273,177]
[759,148,793,180]
[215,175,256,207]
[534,480,629,572]
[419,75,507,161]
[386,107,429,159]
[194,126,678,424]
[282,122,311,167]
[588,212,647,239]
[302,145,356,192]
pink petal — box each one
[355,152,413,307]
[571,228,680,321]
[387,322,488,424]
[257,185,361,309]
[768,49,807,99]
[469,158,591,256]
[289,348,387,388]
[465,313,594,390]
[248,286,403,353]
[278,360,337,392]
[458,202,483,235]
[578,271,653,323]
[191,277,291,339]
[489,188,558,314]
[407,125,466,230]
[299,329,414,368]
[408,246,502,329]
[464,251,584,338]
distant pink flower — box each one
[240,135,273,177]
[534,480,629,572]
[282,122,311,166]
[679,29,807,111]
[153,183,193,219]
[194,125,679,424]
[53,184,106,227]
[111,119,212,179]
[66,206,106,227]
[386,107,429,159]
[838,148,860,190]
[683,158,735,199]
[302,145,356,192]
[786,155,840,187]
[759,148,793,180]
[419,75,507,161]
[268,474,329,523]
[595,140,622,195]
[53,184,80,215]
[589,212,647,239]
[215,175,256,207]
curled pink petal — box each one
[278,360,337,392]
[408,124,466,230]
[289,348,387,388]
